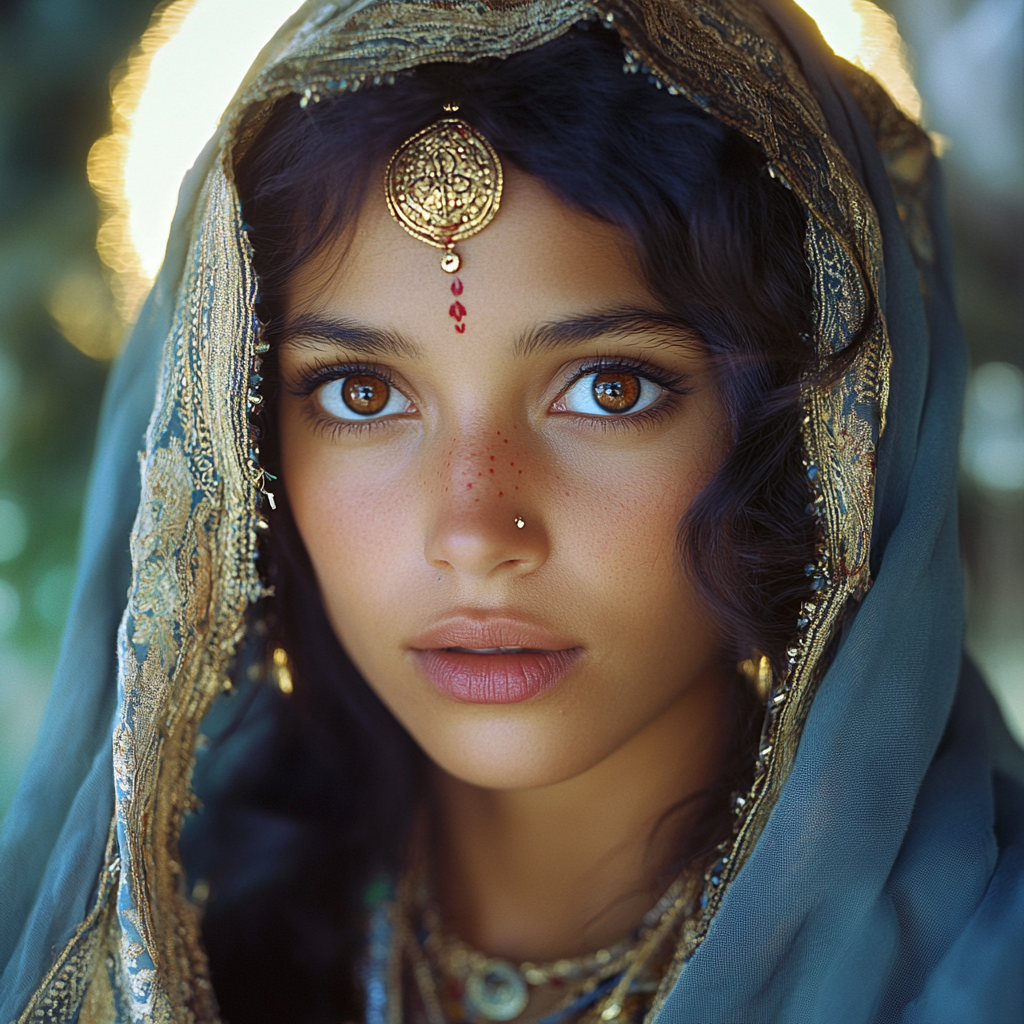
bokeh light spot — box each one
[0,580,20,637]
[33,565,77,628]
[0,500,28,563]
[962,362,1024,492]
[47,270,123,360]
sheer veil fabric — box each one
[1,1,1022,1022]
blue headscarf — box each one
[1,2,1021,1021]
[660,9,1024,1019]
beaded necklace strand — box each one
[376,866,696,1024]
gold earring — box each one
[270,646,293,694]
[738,654,772,700]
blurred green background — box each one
[0,0,1021,819]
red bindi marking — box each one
[454,323,466,334]
[449,300,466,322]
[451,278,464,296]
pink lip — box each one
[410,616,583,704]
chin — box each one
[415,712,611,791]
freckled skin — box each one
[279,166,732,957]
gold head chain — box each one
[384,105,504,273]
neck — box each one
[428,666,732,962]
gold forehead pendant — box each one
[384,112,504,273]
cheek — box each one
[279,408,419,627]
[569,460,690,557]
[560,459,707,654]
[557,423,721,611]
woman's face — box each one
[278,166,730,790]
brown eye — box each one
[317,373,412,423]
[560,368,663,417]
[342,374,389,415]
[592,372,640,412]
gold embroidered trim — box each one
[839,57,936,269]
[17,819,120,1024]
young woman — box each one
[2,2,1021,1023]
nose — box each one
[425,509,548,578]
[424,438,549,580]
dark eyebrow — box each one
[515,308,703,358]
[280,313,419,359]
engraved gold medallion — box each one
[384,117,503,273]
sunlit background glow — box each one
[79,0,305,355]
[76,0,922,357]
[801,0,922,119]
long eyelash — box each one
[579,401,678,433]
[285,359,399,398]
[307,415,389,440]
[567,355,692,395]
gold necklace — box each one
[400,872,695,1024]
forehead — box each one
[284,165,655,351]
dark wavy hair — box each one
[190,25,817,1023]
